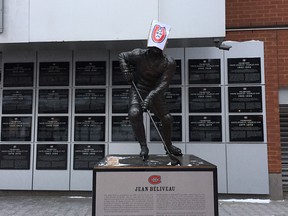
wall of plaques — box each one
[0,41,269,194]
[185,41,268,194]
[0,50,36,190]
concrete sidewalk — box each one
[219,198,288,216]
[0,191,288,216]
[0,191,92,216]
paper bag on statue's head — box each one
[147,20,171,50]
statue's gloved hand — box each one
[123,70,134,84]
[141,98,151,112]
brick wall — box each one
[226,0,288,28]
[226,0,288,174]
[278,31,288,87]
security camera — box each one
[213,39,232,51]
[218,43,232,51]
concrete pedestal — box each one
[93,154,218,216]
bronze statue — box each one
[118,46,182,160]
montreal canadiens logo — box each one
[152,25,166,43]
[148,175,161,185]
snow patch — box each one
[219,199,271,204]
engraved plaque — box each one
[75,61,106,86]
[189,116,222,142]
[2,90,33,114]
[228,58,261,83]
[36,144,67,170]
[37,116,68,141]
[189,87,221,113]
[166,88,182,113]
[1,117,32,141]
[229,115,264,141]
[73,144,105,170]
[74,116,105,141]
[112,61,126,85]
[112,88,130,113]
[189,59,221,84]
[170,59,182,85]
[0,144,30,169]
[228,86,262,113]
[39,62,69,86]
[112,116,136,141]
[4,63,34,87]
[38,89,69,113]
[150,115,182,142]
[75,89,105,113]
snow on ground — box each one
[219,199,271,204]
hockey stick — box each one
[131,81,181,166]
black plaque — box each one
[229,115,264,142]
[112,61,126,85]
[1,117,32,141]
[229,87,262,113]
[228,58,261,83]
[4,62,34,87]
[75,61,106,86]
[2,90,33,114]
[112,116,136,141]
[74,116,105,141]
[150,115,182,142]
[189,116,222,142]
[189,87,221,113]
[188,59,221,84]
[0,144,30,169]
[36,144,67,170]
[38,89,69,113]
[75,89,105,113]
[73,144,105,170]
[39,62,70,86]
[37,116,68,141]
[170,59,182,85]
[166,88,182,113]
[112,88,130,113]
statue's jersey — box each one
[119,48,176,95]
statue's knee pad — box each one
[128,106,142,123]
[161,113,173,126]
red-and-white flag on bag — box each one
[147,20,171,50]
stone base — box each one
[93,154,218,216]
[269,173,284,200]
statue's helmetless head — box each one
[148,46,163,55]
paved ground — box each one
[0,192,92,216]
[219,198,288,216]
[0,191,288,216]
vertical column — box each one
[0,50,36,189]
[70,49,108,190]
[224,41,269,194]
[33,49,72,190]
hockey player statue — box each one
[118,20,182,162]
